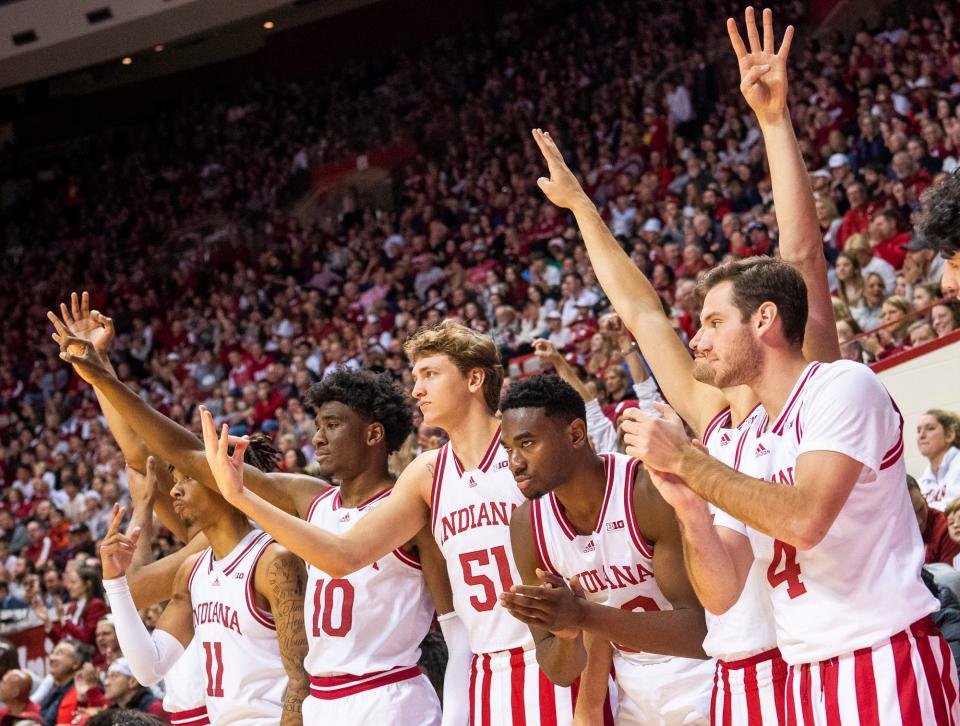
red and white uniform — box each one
[187,529,287,725]
[162,639,209,726]
[301,486,440,724]
[531,452,712,725]
[719,361,958,723]
[431,426,578,725]
[702,406,787,726]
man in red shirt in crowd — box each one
[22,520,57,568]
[0,669,42,724]
[836,181,871,249]
[869,208,909,269]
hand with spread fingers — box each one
[727,7,795,123]
[47,291,116,359]
[499,569,585,639]
[200,405,249,505]
[52,333,114,385]
[100,504,143,580]
[621,402,693,475]
[531,128,592,211]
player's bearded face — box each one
[711,323,763,388]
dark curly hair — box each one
[241,433,280,473]
[918,172,960,260]
[305,369,413,454]
[499,375,586,424]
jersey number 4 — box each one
[312,578,356,637]
[767,540,807,599]
[202,642,225,698]
[460,546,515,611]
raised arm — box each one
[727,9,839,363]
[532,130,727,435]
[56,337,324,517]
[201,407,429,576]
[256,545,310,726]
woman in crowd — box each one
[33,566,108,648]
[918,410,960,511]
[932,301,960,338]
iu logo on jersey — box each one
[755,443,771,457]
[720,433,732,446]
[605,520,626,532]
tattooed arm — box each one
[256,544,310,725]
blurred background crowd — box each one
[0,0,959,722]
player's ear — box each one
[754,301,778,338]
[467,367,485,393]
[366,422,385,447]
[568,418,588,448]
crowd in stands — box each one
[0,0,959,721]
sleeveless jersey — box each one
[161,638,208,726]
[720,361,938,664]
[701,405,779,661]
[531,452,671,666]
[303,486,434,677]
[430,425,531,654]
[187,529,287,724]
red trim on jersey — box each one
[853,645,880,724]
[451,425,502,476]
[592,454,616,532]
[771,363,821,436]
[538,668,558,726]
[333,486,392,511]
[308,664,421,699]
[547,493,577,541]
[734,402,762,430]
[509,647,527,726]
[623,457,654,559]
[222,531,269,576]
[186,549,207,594]
[702,406,732,448]
[392,547,422,570]
[880,399,905,470]
[429,444,448,534]
[531,500,561,576]
[244,537,277,630]
[305,487,337,522]
[717,647,783,670]
[170,706,209,726]
[732,426,750,470]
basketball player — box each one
[98,470,310,724]
[526,7,839,721]
[915,163,960,299]
[622,256,960,722]
[201,321,604,724]
[498,375,713,725]
[52,324,456,724]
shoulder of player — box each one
[173,551,205,595]
[398,448,444,494]
[804,360,886,403]
[254,543,306,599]
[268,471,332,495]
[629,461,674,543]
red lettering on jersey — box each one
[575,564,655,594]
[439,502,520,543]
[772,467,795,485]
[192,601,243,634]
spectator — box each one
[21,521,55,570]
[902,236,946,287]
[868,209,909,270]
[910,475,960,566]
[34,567,108,649]
[918,410,960,510]
[836,318,864,363]
[932,302,960,338]
[833,252,864,311]
[99,660,167,721]
[853,272,888,332]
[36,640,104,726]
[86,709,165,726]
[0,669,41,724]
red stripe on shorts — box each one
[481,654,493,726]
[721,664,732,726]
[468,654,478,726]
[915,630,950,725]
[710,663,720,725]
[891,631,922,725]
[937,634,959,726]
[771,655,787,726]
[538,668,558,726]
[819,658,841,726]
[799,664,815,726]
[743,663,763,725]
[509,647,527,726]
[785,665,797,726]
[853,646,880,726]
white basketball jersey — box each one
[430,425,531,654]
[161,638,207,724]
[701,405,779,662]
[188,529,287,724]
[727,361,938,664]
[303,486,435,676]
[531,452,675,666]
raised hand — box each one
[532,338,563,368]
[200,405,248,504]
[532,129,591,211]
[47,291,115,356]
[727,7,795,123]
[54,335,113,385]
[499,568,585,638]
[645,464,709,518]
[100,504,142,580]
[126,456,159,510]
[621,402,692,474]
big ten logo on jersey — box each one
[439,501,519,544]
[605,519,626,532]
[577,562,655,595]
